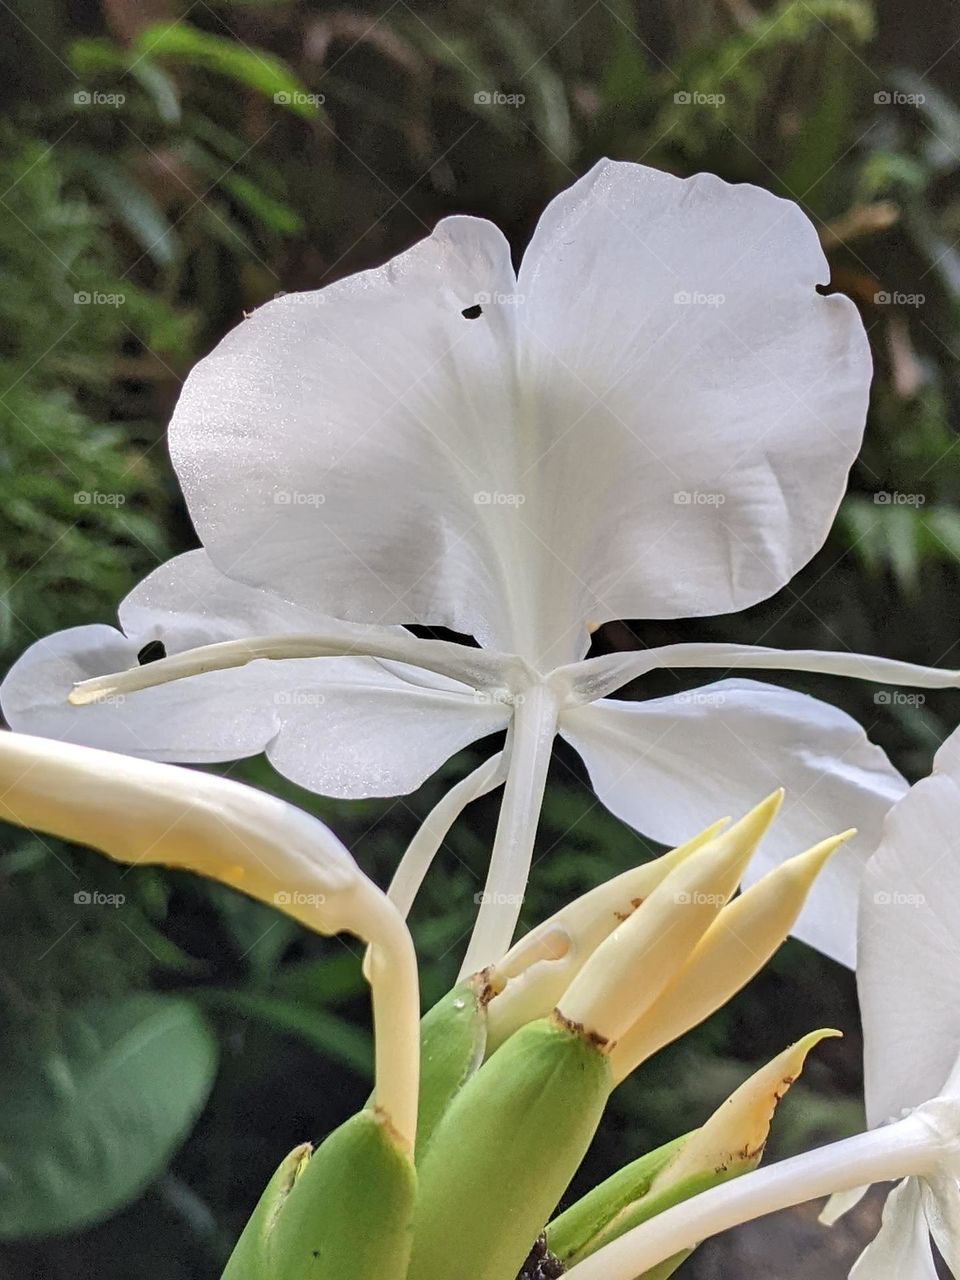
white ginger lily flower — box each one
[561,727,960,1280]
[4,160,958,972]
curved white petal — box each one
[850,1179,938,1280]
[168,219,538,657]
[166,163,869,671]
[859,729,960,1128]
[0,731,421,1149]
[517,159,871,633]
[820,1184,871,1225]
[559,678,907,966]
[118,548,344,643]
[1,554,509,798]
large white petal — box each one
[559,678,907,966]
[516,160,871,636]
[166,164,870,672]
[850,1179,938,1280]
[1,554,508,797]
[168,219,538,657]
[858,729,960,1128]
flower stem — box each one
[361,751,507,983]
[388,751,507,919]
[562,1115,937,1280]
[458,684,559,976]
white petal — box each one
[559,678,907,966]
[168,219,538,657]
[850,1179,938,1280]
[820,1184,871,1225]
[517,159,871,631]
[1,555,508,797]
[165,163,871,672]
[921,1178,960,1274]
[118,548,343,643]
[859,728,960,1128]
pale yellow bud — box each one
[610,830,852,1081]
[556,792,783,1049]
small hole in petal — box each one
[137,640,167,665]
[461,303,483,319]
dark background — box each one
[1,0,958,1275]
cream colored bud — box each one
[610,830,852,1081]
[557,792,783,1049]
[484,819,729,1051]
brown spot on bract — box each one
[552,1009,609,1050]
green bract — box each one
[224,1111,416,1280]
[415,976,489,1153]
[408,1016,611,1280]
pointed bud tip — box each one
[786,829,856,881]
[654,1027,842,1192]
[723,788,784,845]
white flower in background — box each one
[843,728,960,1278]
[4,159,958,971]
[562,729,960,1280]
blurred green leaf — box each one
[136,23,319,119]
[81,153,179,267]
[202,990,373,1076]
[0,996,218,1238]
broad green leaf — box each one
[0,995,218,1238]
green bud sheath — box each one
[550,1031,836,1273]
[550,1158,753,1274]
[408,1016,612,1280]
[545,1135,689,1265]
[222,1143,312,1279]
[254,1110,416,1280]
[416,977,488,1153]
